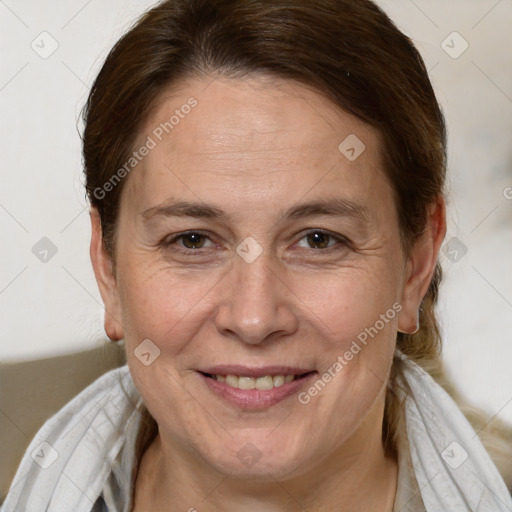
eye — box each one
[179,232,209,249]
[296,230,347,250]
[164,231,215,251]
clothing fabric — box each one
[3,368,141,512]
[3,355,511,511]
[395,352,512,511]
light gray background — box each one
[1,0,511,423]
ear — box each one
[89,208,124,341]
[398,197,446,334]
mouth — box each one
[196,366,318,409]
[199,371,316,390]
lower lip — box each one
[198,372,317,410]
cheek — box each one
[299,265,401,408]
[117,261,223,350]
[293,271,399,440]
[301,264,401,338]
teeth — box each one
[239,377,255,390]
[273,375,285,387]
[214,374,298,390]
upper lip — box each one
[198,365,316,378]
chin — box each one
[200,430,313,481]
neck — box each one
[133,401,398,512]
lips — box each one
[196,365,318,409]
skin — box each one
[90,75,446,511]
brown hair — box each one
[83,0,446,465]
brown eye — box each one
[295,230,349,252]
[306,231,332,249]
[180,232,207,249]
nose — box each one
[213,256,299,345]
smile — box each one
[197,370,317,409]
[207,373,296,390]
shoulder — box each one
[2,365,142,512]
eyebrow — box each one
[142,201,226,221]
[141,198,368,224]
[286,198,368,222]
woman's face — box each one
[92,75,436,480]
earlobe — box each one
[397,197,446,334]
[397,309,420,335]
[89,208,124,342]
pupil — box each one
[183,233,204,249]
[308,232,329,248]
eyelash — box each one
[162,229,350,255]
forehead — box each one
[123,75,391,215]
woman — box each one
[4,0,512,510]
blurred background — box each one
[1,0,511,427]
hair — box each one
[82,0,512,489]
